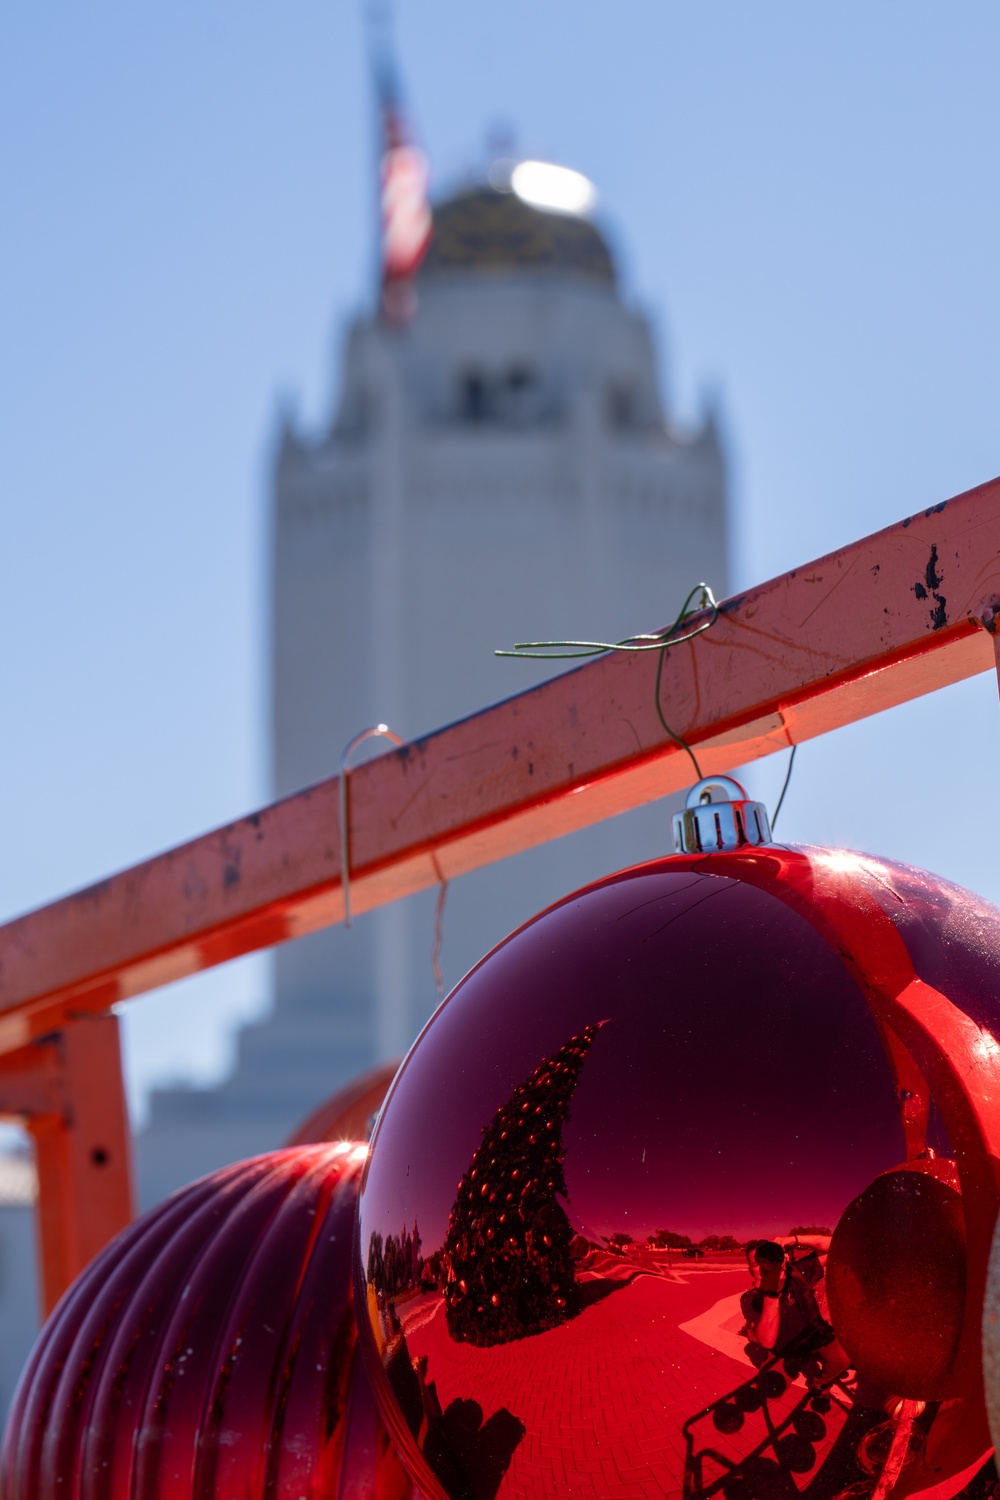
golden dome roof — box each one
[419,186,616,286]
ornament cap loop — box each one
[672,775,773,854]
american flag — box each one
[374,46,431,321]
[381,120,432,287]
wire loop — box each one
[496,584,719,780]
[430,851,449,999]
[339,724,403,928]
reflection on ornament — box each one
[442,1024,601,1346]
[980,1206,1000,1465]
[828,1166,966,1399]
[1,1144,412,1500]
[355,840,1000,1500]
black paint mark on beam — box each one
[913,544,947,630]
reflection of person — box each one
[741,1237,849,1385]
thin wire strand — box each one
[340,724,403,928]
[496,584,718,780]
[494,583,719,660]
[771,744,797,831]
[654,644,702,780]
[430,852,449,999]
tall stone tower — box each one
[136,173,729,1207]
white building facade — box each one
[137,180,729,1207]
[0,1151,40,1422]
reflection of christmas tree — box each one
[442,1023,603,1347]
[367,1221,423,1297]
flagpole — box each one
[361,0,432,324]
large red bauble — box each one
[355,846,1000,1500]
[1,1144,413,1500]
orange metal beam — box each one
[0,1016,134,1313]
[0,478,998,1060]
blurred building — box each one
[136,171,729,1208]
[0,1148,40,1420]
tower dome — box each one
[419,184,616,286]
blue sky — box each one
[1,3,998,1124]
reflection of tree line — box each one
[365,1213,822,1306]
[606,1225,832,1256]
[366,1221,425,1298]
[609,1230,743,1253]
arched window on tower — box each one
[457,364,544,425]
[502,364,538,424]
[459,369,489,421]
[607,381,638,431]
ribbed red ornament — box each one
[356,847,1000,1500]
[1,1143,413,1500]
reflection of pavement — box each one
[576,1247,747,1287]
[407,1266,759,1498]
[398,1294,443,1339]
[679,1292,757,1370]
[678,1293,814,1400]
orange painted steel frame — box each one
[1,477,999,1312]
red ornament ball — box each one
[1,1144,413,1500]
[355,846,1000,1500]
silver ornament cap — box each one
[672,775,772,854]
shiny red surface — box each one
[1,1144,414,1500]
[355,848,1000,1500]
[827,1168,967,1399]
